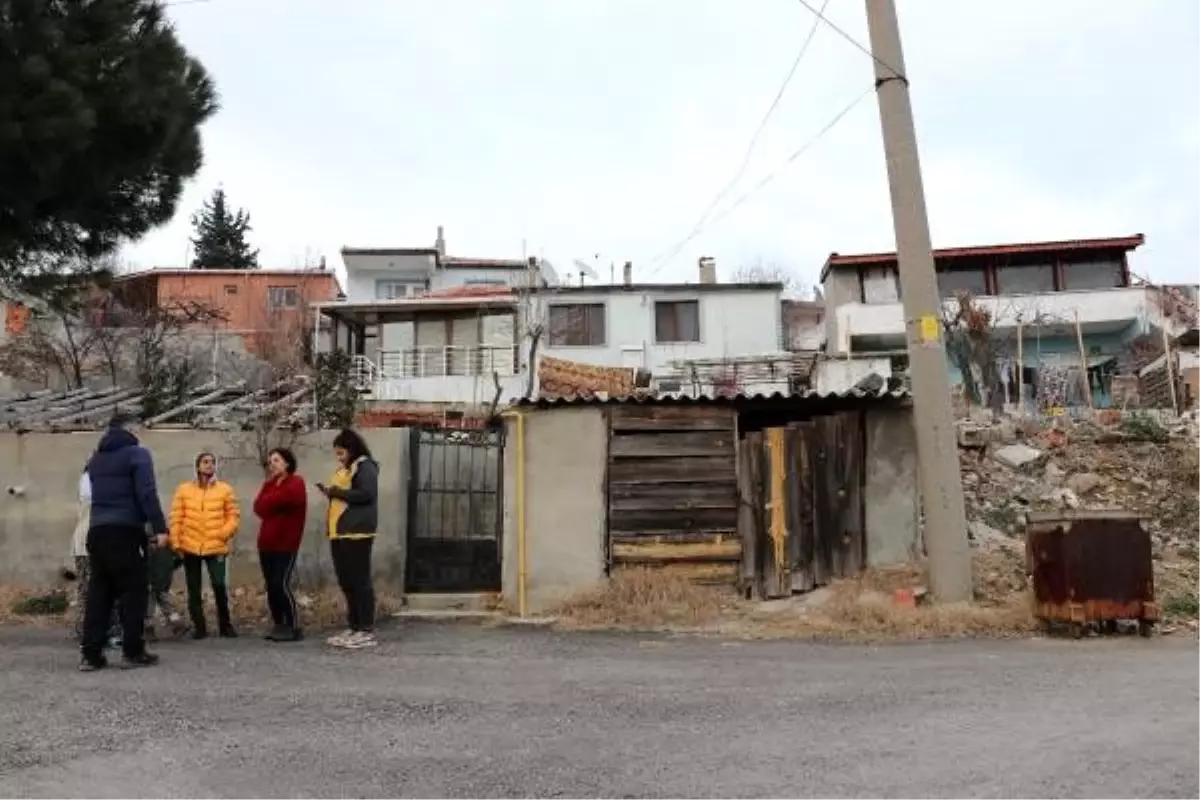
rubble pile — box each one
[956,411,1199,612]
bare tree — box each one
[731,259,814,299]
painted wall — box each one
[814,358,893,394]
[537,287,784,376]
[342,252,437,302]
[501,407,607,614]
[138,270,340,336]
[0,429,409,591]
[829,286,1178,354]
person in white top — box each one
[68,468,120,646]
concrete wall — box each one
[501,407,606,614]
[863,408,920,567]
[815,358,893,394]
[0,428,409,590]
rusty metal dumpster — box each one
[1025,510,1160,637]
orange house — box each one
[112,268,343,353]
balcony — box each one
[831,286,1179,352]
[351,346,524,404]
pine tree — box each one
[0,0,217,285]
[190,188,260,269]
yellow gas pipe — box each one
[500,410,528,618]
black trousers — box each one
[330,538,375,632]
[81,525,149,661]
[259,550,299,630]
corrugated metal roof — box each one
[513,387,910,409]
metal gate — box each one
[406,426,504,593]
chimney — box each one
[698,256,717,285]
[434,225,446,258]
[623,261,632,286]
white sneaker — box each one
[326,629,354,647]
[342,631,378,649]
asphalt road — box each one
[0,622,1196,799]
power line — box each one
[643,0,829,277]
[689,1,830,235]
[645,85,872,277]
[794,0,905,81]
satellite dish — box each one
[572,259,600,280]
[537,259,560,286]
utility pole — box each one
[864,0,971,602]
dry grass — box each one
[555,568,743,632]
[0,581,402,633]
[553,550,1039,642]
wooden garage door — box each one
[606,405,739,582]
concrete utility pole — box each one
[864,0,972,602]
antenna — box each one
[572,259,600,281]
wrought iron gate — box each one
[406,426,504,593]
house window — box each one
[995,263,1054,294]
[548,303,606,346]
[654,300,701,343]
[1061,259,1125,291]
[376,281,417,300]
[268,286,299,310]
[224,284,238,295]
[937,268,988,299]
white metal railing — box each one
[355,346,518,384]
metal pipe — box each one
[499,410,527,618]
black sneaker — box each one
[191,627,208,641]
[120,652,159,669]
[218,625,238,639]
[265,624,287,641]
[145,625,158,643]
[79,656,108,672]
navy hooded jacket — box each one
[86,427,168,535]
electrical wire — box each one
[643,0,829,277]
[644,85,873,277]
[794,0,905,81]
[686,0,830,239]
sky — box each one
[124,0,1200,291]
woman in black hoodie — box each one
[316,429,380,650]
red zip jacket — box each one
[253,474,307,553]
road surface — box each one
[0,623,1195,798]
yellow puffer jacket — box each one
[169,479,241,556]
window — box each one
[1061,259,1124,291]
[376,281,417,300]
[654,300,700,343]
[224,284,238,296]
[548,303,606,346]
[268,286,299,310]
[937,268,988,299]
[995,263,1054,294]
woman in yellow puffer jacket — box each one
[169,451,241,639]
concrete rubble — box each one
[956,409,1200,613]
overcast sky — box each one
[125,0,1199,289]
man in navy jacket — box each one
[80,412,170,671]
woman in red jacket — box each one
[253,447,307,642]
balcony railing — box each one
[351,346,518,390]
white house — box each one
[817,234,1196,406]
[340,226,548,302]
[316,256,800,413]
